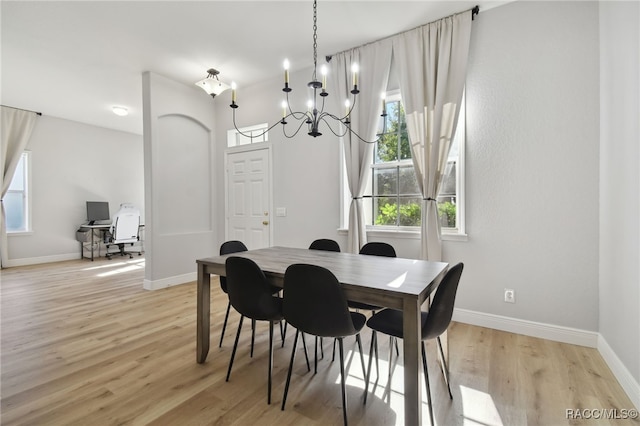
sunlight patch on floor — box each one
[96,259,145,277]
[460,385,503,426]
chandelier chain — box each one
[312,0,318,80]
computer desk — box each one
[77,223,145,261]
[78,223,111,261]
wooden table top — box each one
[197,246,448,306]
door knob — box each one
[263,221,269,225]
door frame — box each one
[223,143,274,247]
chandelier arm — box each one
[345,125,382,144]
[282,115,311,139]
[318,116,349,138]
[232,108,283,139]
[285,92,308,120]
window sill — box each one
[337,227,468,242]
[7,231,33,237]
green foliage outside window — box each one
[438,201,457,227]
[372,98,457,229]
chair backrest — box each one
[111,204,140,243]
[283,264,356,338]
[422,262,464,340]
[359,242,397,257]
[309,239,341,252]
[220,240,248,255]
[225,256,281,320]
[219,240,248,293]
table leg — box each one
[403,297,422,426]
[196,263,210,363]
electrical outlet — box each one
[504,289,515,303]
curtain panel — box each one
[330,40,392,253]
[1,106,39,267]
[393,11,472,260]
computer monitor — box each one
[86,201,110,225]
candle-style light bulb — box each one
[321,64,327,89]
[231,82,237,103]
[381,92,386,113]
[307,99,313,113]
[351,63,359,87]
[345,99,351,116]
[281,100,287,118]
[283,59,290,84]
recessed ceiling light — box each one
[112,106,129,116]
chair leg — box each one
[332,338,336,362]
[436,336,453,399]
[282,329,300,411]
[280,320,286,345]
[338,337,349,426]
[219,301,231,348]
[355,333,366,378]
[388,336,394,391]
[301,333,310,372]
[422,341,435,426]
[281,322,288,348]
[268,321,274,404]
[364,330,377,404]
[314,336,319,374]
[250,319,256,358]
[226,315,244,382]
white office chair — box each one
[106,203,142,259]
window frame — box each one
[226,123,269,147]
[5,151,32,234]
[340,92,467,240]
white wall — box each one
[213,71,343,252]
[6,115,143,266]
[142,71,218,289]
[598,0,640,401]
[446,1,601,331]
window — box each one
[227,123,269,147]
[5,151,31,233]
[362,92,465,234]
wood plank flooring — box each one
[1,258,637,425]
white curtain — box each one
[1,106,39,267]
[330,40,392,253]
[393,11,472,260]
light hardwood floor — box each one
[1,258,637,425]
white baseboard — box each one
[452,308,599,348]
[4,253,79,267]
[143,272,196,290]
[597,334,640,410]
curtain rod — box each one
[1,105,42,116]
[326,5,479,62]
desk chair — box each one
[106,204,142,259]
[364,262,464,426]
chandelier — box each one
[227,0,386,143]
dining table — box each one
[196,246,449,426]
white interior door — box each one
[225,145,272,249]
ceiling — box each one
[1,0,510,135]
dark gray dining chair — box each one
[364,262,464,426]
[309,238,341,252]
[225,256,284,405]
[281,263,367,426]
[218,240,248,348]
